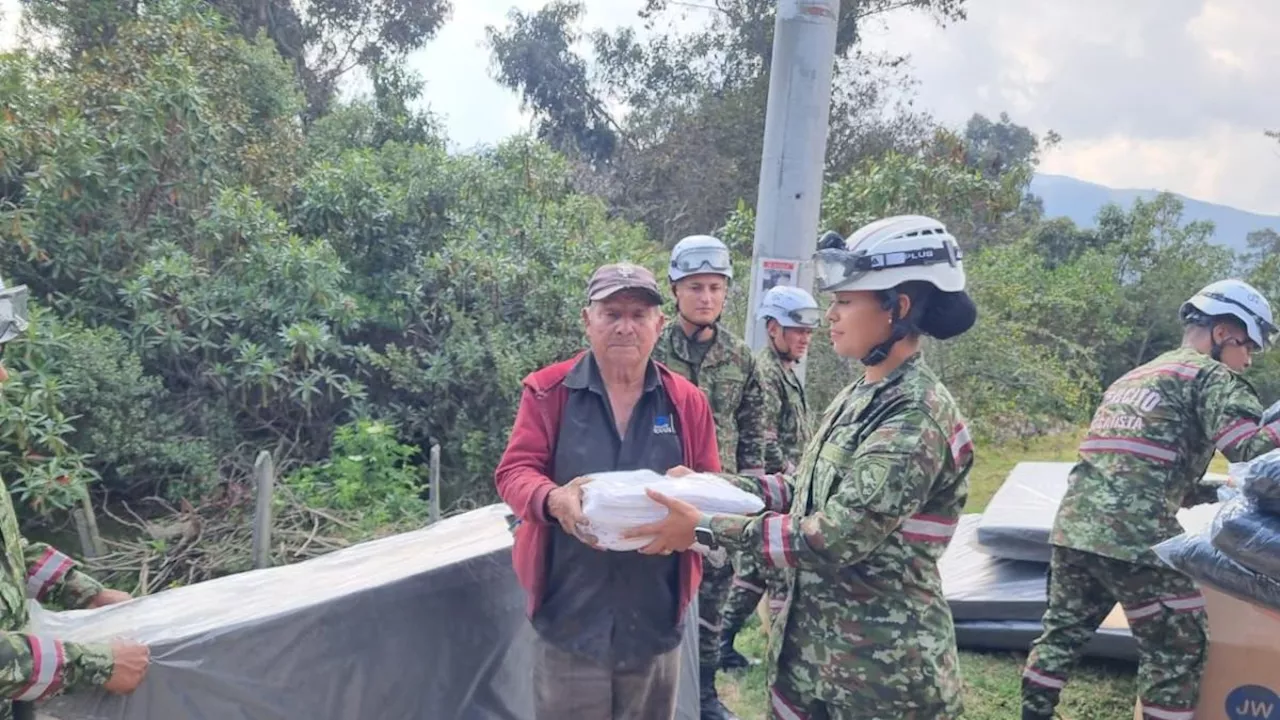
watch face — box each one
[695,528,714,546]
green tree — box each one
[18,0,451,119]
[1235,228,1280,401]
[2,2,666,513]
[486,0,966,243]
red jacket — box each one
[494,351,722,620]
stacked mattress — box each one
[940,461,1137,660]
[942,460,1230,661]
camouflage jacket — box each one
[652,323,766,474]
[713,354,974,715]
[1052,346,1280,565]
[757,346,811,475]
[0,475,114,719]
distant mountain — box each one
[1029,173,1280,253]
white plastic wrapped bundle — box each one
[581,470,766,551]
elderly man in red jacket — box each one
[495,261,722,720]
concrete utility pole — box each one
[743,0,840,386]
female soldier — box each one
[628,215,979,719]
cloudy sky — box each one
[4,0,1279,214]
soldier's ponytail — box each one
[919,289,977,340]
[878,282,978,341]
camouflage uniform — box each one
[714,354,974,719]
[721,346,811,649]
[652,323,767,476]
[652,322,767,699]
[0,474,115,720]
[1023,346,1280,720]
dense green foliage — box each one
[0,0,1276,543]
[0,1,659,520]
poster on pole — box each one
[757,257,799,298]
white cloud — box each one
[859,0,1280,214]
[0,0,19,49]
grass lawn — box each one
[717,431,1231,719]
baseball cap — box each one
[587,263,663,306]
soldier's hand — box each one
[103,639,151,694]
[87,589,132,608]
[666,465,694,477]
[625,489,699,555]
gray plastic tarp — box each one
[941,515,1049,621]
[973,462,1073,563]
[33,504,701,720]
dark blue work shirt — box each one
[532,352,685,669]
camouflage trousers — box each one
[1022,546,1209,720]
[722,551,787,636]
[697,551,735,670]
[768,656,960,720]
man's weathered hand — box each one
[547,477,600,548]
[623,489,700,555]
[666,465,694,478]
[103,639,151,694]
[87,589,132,608]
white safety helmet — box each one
[813,215,965,294]
[0,277,30,345]
[1180,279,1277,349]
[757,286,821,328]
[668,235,733,282]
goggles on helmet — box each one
[0,284,29,345]
[813,238,963,292]
[671,246,732,275]
[1202,290,1279,347]
[773,306,822,327]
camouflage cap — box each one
[587,263,663,305]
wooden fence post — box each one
[252,451,275,569]
[429,444,441,525]
[72,489,104,560]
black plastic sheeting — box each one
[1210,494,1280,581]
[1234,447,1280,514]
[34,504,701,720]
[941,515,1048,621]
[973,462,1073,563]
[1155,503,1280,615]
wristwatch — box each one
[694,512,717,550]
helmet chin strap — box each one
[678,309,719,337]
[770,334,797,363]
[860,289,908,367]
